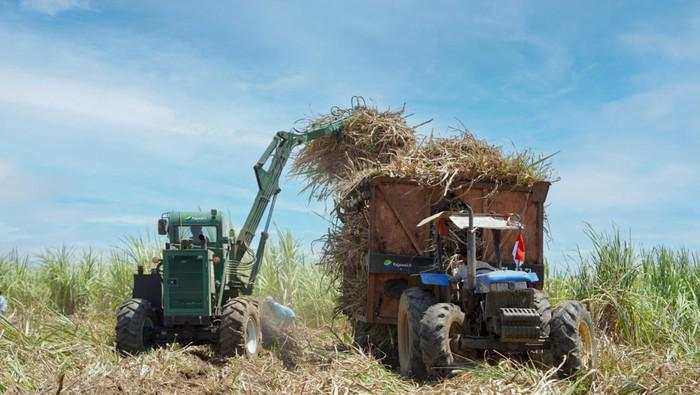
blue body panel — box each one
[420,272,450,286]
[476,270,539,286]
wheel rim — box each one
[245,318,258,355]
[578,321,593,367]
[397,309,409,369]
[447,318,464,364]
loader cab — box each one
[158,210,226,249]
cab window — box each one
[178,226,218,243]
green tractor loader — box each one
[115,115,349,357]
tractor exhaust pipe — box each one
[464,204,476,290]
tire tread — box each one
[398,288,436,378]
[549,300,596,376]
[419,303,465,377]
[116,298,154,355]
[218,297,261,358]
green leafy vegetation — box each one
[567,226,699,355]
[0,229,697,393]
[254,230,338,327]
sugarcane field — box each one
[1,2,699,395]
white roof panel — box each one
[417,211,524,230]
[449,215,522,230]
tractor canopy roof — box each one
[417,210,524,231]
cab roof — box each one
[417,211,524,231]
[166,210,222,226]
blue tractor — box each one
[396,206,596,378]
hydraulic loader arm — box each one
[219,116,348,306]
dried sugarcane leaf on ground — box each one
[2,308,697,394]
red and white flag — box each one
[512,234,525,269]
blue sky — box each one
[1,1,699,266]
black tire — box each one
[397,288,436,378]
[116,298,156,355]
[419,303,465,377]
[549,300,596,377]
[218,297,262,358]
[533,289,552,338]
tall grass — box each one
[564,226,699,357]
[0,227,698,392]
[0,235,160,315]
[254,230,338,327]
[1,228,697,343]
[0,232,334,323]
[0,233,334,391]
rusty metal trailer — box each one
[353,177,550,325]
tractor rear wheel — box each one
[116,298,156,355]
[419,303,466,377]
[217,297,262,358]
[549,300,596,377]
[397,287,435,378]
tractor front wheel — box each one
[116,298,156,355]
[533,289,552,338]
[217,297,262,358]
[397,288,436,378]
[419,303,466,377]
[549,300,596,377]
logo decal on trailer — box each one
[384,259,410,269]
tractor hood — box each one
[477,270,539,285]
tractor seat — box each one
[475,260,497,274]
[456,261,497,281]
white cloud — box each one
[0,160,13,181]
[0,222,19,234]
[21,0,89,16]
[0,160,46,203]
[621,16,700,62]
[553,161,694,210]
[549,78,700,213]
[85,215,152,226]
[0,24,302,147]
[599,82,700,134]
[0,67,210,136]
